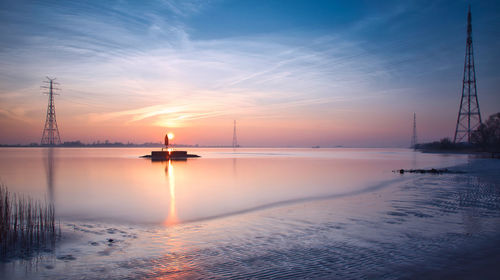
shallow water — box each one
[1,148,499,279]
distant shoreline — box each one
[0,144,238,148]
[0,146,427,149]
[416,148,500,158]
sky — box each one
[0,0,499,147]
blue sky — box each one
[0,0,499,146]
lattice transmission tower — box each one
[411,113,417,149]
[41,77,62,146]
[232,120,239,148]
[454,6,482,143]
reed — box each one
[0,184,58,258]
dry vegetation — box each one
[0,185,59,258]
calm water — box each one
[1,148,499,279]
[0,148,467,225]
[0,148,465,224]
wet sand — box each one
[1,157,500,279]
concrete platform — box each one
[146,150,200,161]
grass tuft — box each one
[0,184,59,258]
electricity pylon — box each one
[411,113,417,149]
[41,77,62,146]
[454,6,482,143]
[232,120,239,148]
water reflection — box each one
[44,147,55,204]
[151,227,193,279]
[411,150,417,169]
[165,160,178,226]
[154,159,192,278]
[232,157,237,178]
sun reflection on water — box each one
[165,160,178,226]
[156,159,194,278]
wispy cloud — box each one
[0,1,400,141]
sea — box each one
[0,147,499,279]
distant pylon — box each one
[411,113,417,149]
[41,77,62,146]
[232,120,239,148]
[454,6,482,143]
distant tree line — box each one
[57,140,165,147]
[471,112,500,151]
[0,141,204,148]
[415,112,500,153]
[0,141,164,148]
